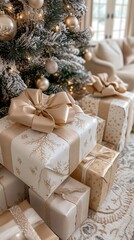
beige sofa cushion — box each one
[123,37,134,65]
[95,39,124,70]
[116,64,134,91]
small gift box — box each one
[0,89,97,201]
[0,200,59,240]
[71,144,119,211]
[29,177,90,240]
[79,91,134,151]
[0,166,28,215]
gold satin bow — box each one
[8,89,83,133]
[86,73,128,97]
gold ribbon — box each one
[0,175,9,210]
[86,73,128,97]
[8,89,83,133]
[55,187,86,228]
[9,205,41,240]
[81,147,115,184]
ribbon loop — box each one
[9,89,83,133]
[86,73,128,97]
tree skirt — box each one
[70,134,134,240]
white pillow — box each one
[95,39,124,69]
[123,37,134,65]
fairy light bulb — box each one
[27,56,32,61]
[55,25,61,33]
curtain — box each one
[125,0,134,36]
[80,0,93,30]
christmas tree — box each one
[0,0,93,117]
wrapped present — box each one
[79,91,134,151]
[96,116,105,144]
[0,91,97,200]
[71,144,119,211]
[102,141,116,150]
[0,200,59,240]
[0,166,28,215]
[29,177,90,240]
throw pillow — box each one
[95,39,124,70]
[123,37,134,65]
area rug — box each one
[69,134,134,240]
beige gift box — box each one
[71,144,119,211]
[0,113,97,201]
[0,200,59,240]
[29,177,90,240]
[79,91,134,151]
[0,166,28,215]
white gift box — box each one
[29,177,90,240]
[0,113,97,200]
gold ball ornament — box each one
[45,59,58,74]
[28,0,44,9]
[83,50,92,61]
[36,76,50,91]
[65,15,79,31]
[0,11,17,41]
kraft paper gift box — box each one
[29,177,90,240]
[0,113,97,201]
[0,200,59,240]
[0,166,28,215]
[71,144,119,211]
[79,91,134,151]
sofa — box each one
[85,37,134,91]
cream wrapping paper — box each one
[0,113,97,200]
[79,91,134,151]
[71,144,119,211]
[0,200,59,240]
[0,167,28,215]
[29,177,90,240]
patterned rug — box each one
[69,134,134,240]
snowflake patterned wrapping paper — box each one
[79,91,134,151]
[71,144,119,211]
[0,113,97,200]
[0,200,59,240]
[0,166,28,215]
[29,177,90,240]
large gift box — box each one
[0,113,97,201]
[0,200,59,240]
[71,144,119,211]
[0,166,28,215]
[79,91,134,151]
[29,177,90,240]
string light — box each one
[27,56,32,61]
[9,66,15,73]
[55,25,61,33]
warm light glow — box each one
[66,4,71,10]
[83,86,86,90]
[68,80,72,85]
[55,25,61,33]
[7,3,13,11]
[27,56,32,61]
[9,66,15,73]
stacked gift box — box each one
[0,88,134,239]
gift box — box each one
[29,177,90,240]
[71,144,119,211]
[102,141,116,150]
[0,166,28,215]
[0,200,59,240]
[96,116,105,144]
[79,91,134,151]
[0,112,97,201]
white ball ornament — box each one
[28,0,44,9]
[45,59,58,74]
[0,11,17,41]
[36,76,50,91]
